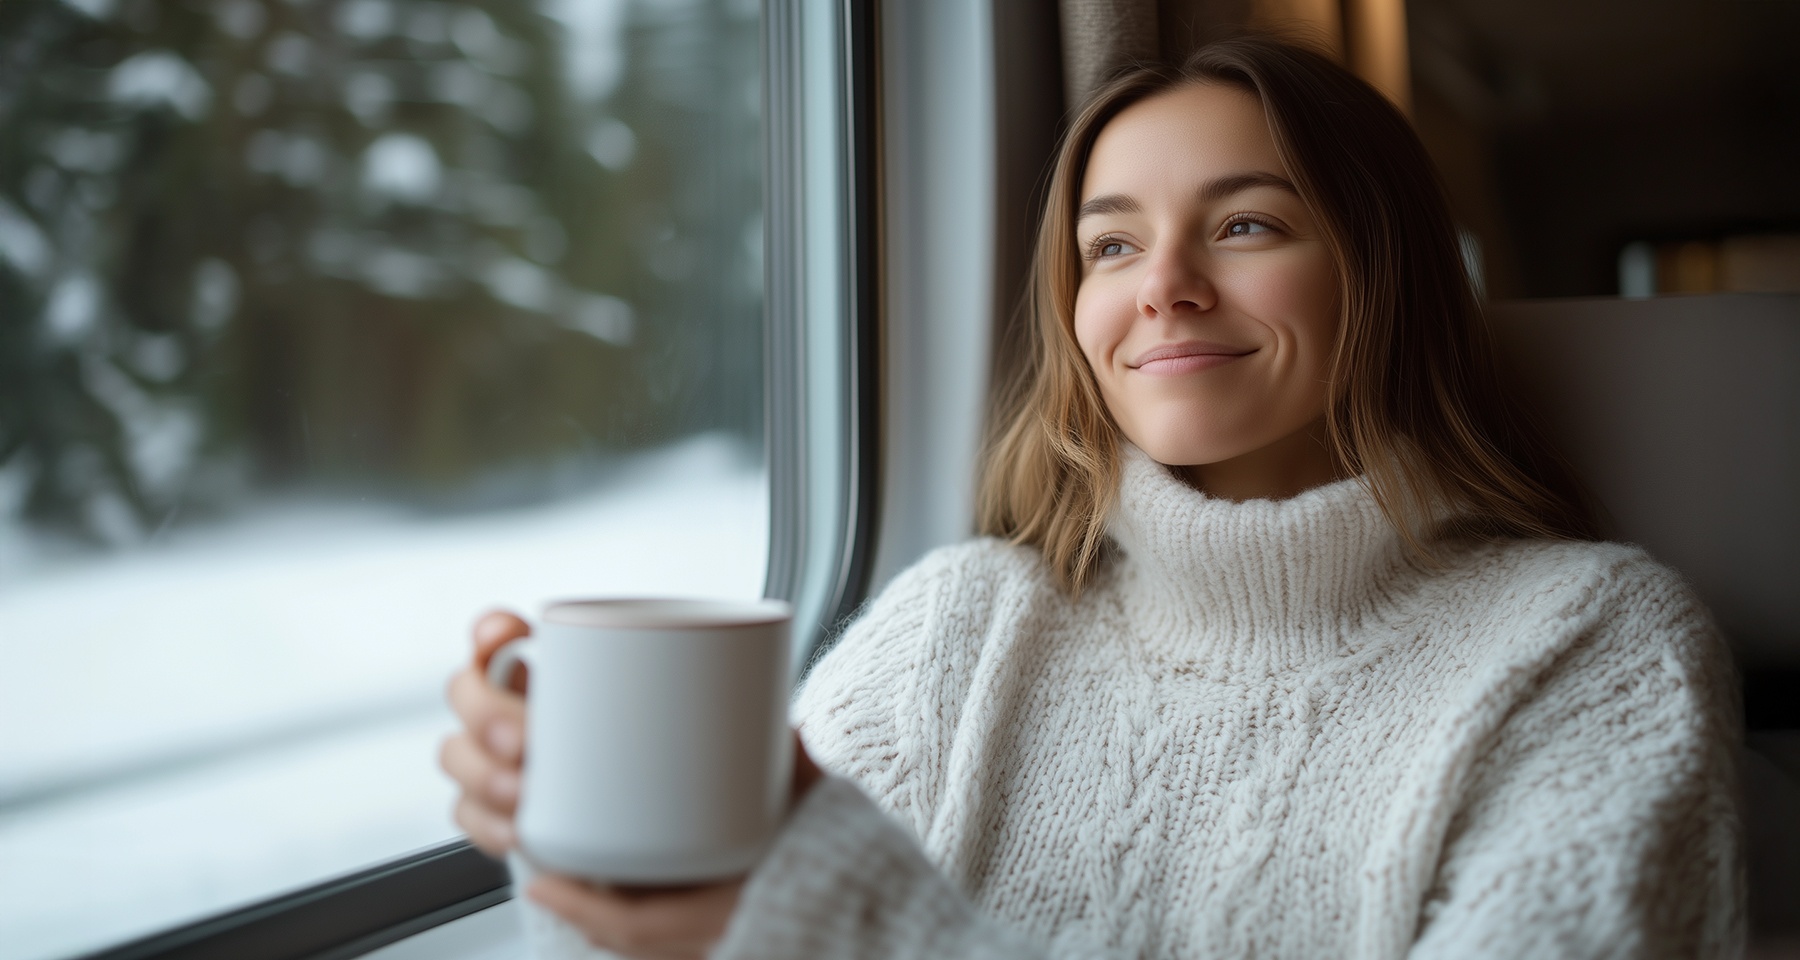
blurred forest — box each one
[0,0,762,547]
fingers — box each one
[439,732,521,815]
[442,731,520,856]
[453,794,516,857]
[528,874,744,960]
[444,610,530,858]
[472,610,530,673]
[445,667,526,764]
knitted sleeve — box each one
[709,776,1042,959]
[1405,555,1745,960]
[709,542,1051,959]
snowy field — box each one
[0,436,767,960]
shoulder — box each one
[826,537,1052,654]
[1429,536,1715,644]
[1422,536,1737,732]
[877,536,1053,602]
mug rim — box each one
[541,597,793,629]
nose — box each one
[1137,245,1216,321]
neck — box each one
[1108,445,1407,675]
[1178,418,1345,501]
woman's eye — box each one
[1224,219,1274,238]
[1086,237,1137,260]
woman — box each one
[441,37,1743,958]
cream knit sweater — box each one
[709,448,1744,959]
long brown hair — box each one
[977,36,1599,594]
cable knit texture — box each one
[710,447,1744,959]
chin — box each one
[1110,395,1266,468]
[1123,427,1248,471]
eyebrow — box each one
[1075,171,1299,223]
[1075,193,1141,222]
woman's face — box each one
[1073,83,1340,498]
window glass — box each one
[0,1,765,957]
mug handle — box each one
[486,637,535,693]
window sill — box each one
[359,901,520,960]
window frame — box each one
[762,0,884,654]
[65,0,883,956]
[70,843,507,960]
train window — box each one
[0,0,811,957]
[7,0,1789,956]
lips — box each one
[1129,340,1255,374]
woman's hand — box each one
[526,876,747,960]
[439,610,531,856]
[440,609,827,957]
[525,733,826,959]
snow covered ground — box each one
[0,436,767,960]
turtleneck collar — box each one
[1105,445,1410,675]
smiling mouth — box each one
[1129,341,1256,374]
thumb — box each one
[472,610,531,673]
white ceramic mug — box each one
[486,597,794,885]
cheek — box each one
[1071,284,1119,371]
[1292,256,1340,344]
[1228,250,1338,358]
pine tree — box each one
[0,0,763,546]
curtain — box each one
[1056,0,1161,107]
[1056,0,1408,111]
